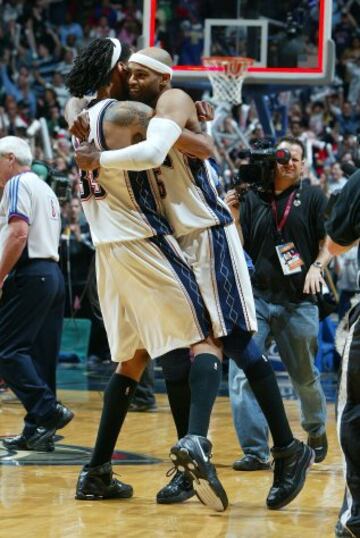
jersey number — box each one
[80,169,107,200]
[153,155,173,199]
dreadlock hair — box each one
[65,39,131,97]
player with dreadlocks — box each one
[65,37,229,512]
[66,38,130,100]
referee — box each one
[0,136,73,452]
[326,167,360,538]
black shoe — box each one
[75,462,133,500]
[266,439,314,510]
[156,470,195,504]
[232,455,270,471]
[307,432,328,463]
[335,520,356,537]
[27,403,74,449]
[170,434,228,512]
[2,434,55,452]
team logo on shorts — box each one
[0,436,161,466]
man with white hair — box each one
[0,136,74,452]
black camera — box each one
[235,139,291,191]
[31,160,71,203]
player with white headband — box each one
[65,38,231,512]
[76,46,315,513]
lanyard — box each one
[271,190,296,233]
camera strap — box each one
[271,190,296,239]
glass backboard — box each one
[143,0,334,85]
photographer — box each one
[0,136,73,451]
[226,136,331,470]
[325,167,360,538]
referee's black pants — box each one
[337,304,360,537]
[0,260,65,436]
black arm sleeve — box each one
[325,170,360,246]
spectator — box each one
[334,102,360,135]
[117,17,141,47]
[0,63,37,118]
[57,47,76,77]
[58,13,84,47]
[90,15,116,40]
[333,9,358,58]
[329,162,348,193]
[346,56,360,106]
[0,96,28,135]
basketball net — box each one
[202,56,254,105]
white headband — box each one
[129,52,173,79]
[107,38,122,70]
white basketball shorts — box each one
[95,234,210,362]
[178,222,258,338]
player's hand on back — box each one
[69,110,90,141]
[75,142,101,171]
[224,189,240,209]
[195,101,214,122]
[224,189,241,222]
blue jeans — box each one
[228,295,327,461]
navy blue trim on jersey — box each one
[128,170,173,236]
[188,159,233,226]
[150,235,210,338]
[210,226,248,333]
[97,100,116,151]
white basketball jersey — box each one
[78,99,172,246]
[154,150,233,237]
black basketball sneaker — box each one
[169,434,228,512]
[267,439,314,510]
[156,470,195,504]
[75,462,133,500]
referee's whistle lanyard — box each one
[271,190,296,244]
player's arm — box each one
[175,129,215,159]
[224,189,244,245]
[325,236,356,256]
[65,96,91,141]
[76,90,203,171]
[325,169,360,255]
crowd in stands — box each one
[0,0,359,366]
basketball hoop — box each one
[202,56,254,105]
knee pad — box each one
[157,348,191,383]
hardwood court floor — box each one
[0,390,343,538]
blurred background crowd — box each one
[0,0,359,373]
